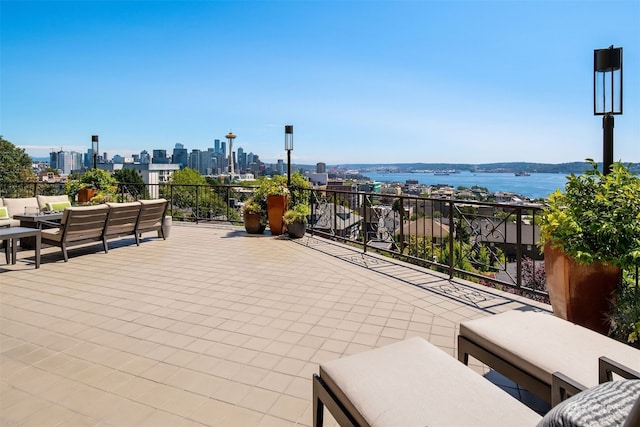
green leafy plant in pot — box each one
[259,175,289,235]
[243,197,267,234]
[539,159,640,335]
[283,204,310,239]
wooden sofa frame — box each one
[40,199,169,262]
[41,205,111,262]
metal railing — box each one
[9,180,638,300]
[301,187,548,299]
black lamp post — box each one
[594,46,623,175]
[91,135,99,169]
[285,125,293,187]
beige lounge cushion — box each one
[40,227,63,243]
[0,219,20,228]
[320,336,541,427]
[37,195,71,211]
[2,197,39,216]
[460,310,640,389]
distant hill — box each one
[322,162,640,174]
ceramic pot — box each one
[77,188,96,203]
[544,244,620,335]
[267,195,287,236]
[286,221,306,239]
[244,211,265,234]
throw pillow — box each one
[0,206,9,219]
[46,201,71,212]
[538,380,640,427]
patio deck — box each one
[1,224,550,426]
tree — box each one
[162,168,239,222]
[0,137,37,196]
[113,168,148,200]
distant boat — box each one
[515,171,531,176]
[434,172,450,176]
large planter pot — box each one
[286,221,306,239]
[244,211,265,234]
[267,195,288,236]
[77,188,96,203]
[544,244,621,335]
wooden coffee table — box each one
[0,227,41,268]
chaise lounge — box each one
[313,335,640,427]
[313,336,542,427]
[458,309,640,405]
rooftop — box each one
[1,224,550,426]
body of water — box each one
[364,171,569,199]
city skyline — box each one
[2,1,639,164]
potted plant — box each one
[261,176,289,236]
[243,198,267,234]
[67,169,118,204]
[539,159,640,334]
[283,204,310,239]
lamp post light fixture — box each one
[91,135,99,169]
[284,125,293,187]
[594,45,623,175]
[226,131,236,179]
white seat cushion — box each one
[320,336,541,427]
[460,310,640,389]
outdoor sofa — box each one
[0,195,71,228]
[313,335,640,427]
[458,309,640,404]
[40,199,168,262]
[0,197,40,227]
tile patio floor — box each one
[1,224,550,426]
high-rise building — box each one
[188,149,201,171]
[152,149,169,164]
[214,139,221,154]
[237,147,246,172]
[172,143,188,168]
[316,162,326,173]
[49,151,59,171]
[277,159,284,175]
[140,150,151,164]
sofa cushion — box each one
[40,228,63,243]
[46,201,72,212]
[2,198,39,216]
[320,336,541,427]
[537,380,640,427]
[37,195,71,211]
[0,206,9,220]
[459,310,640,389]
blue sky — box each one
[2,0,639,165]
